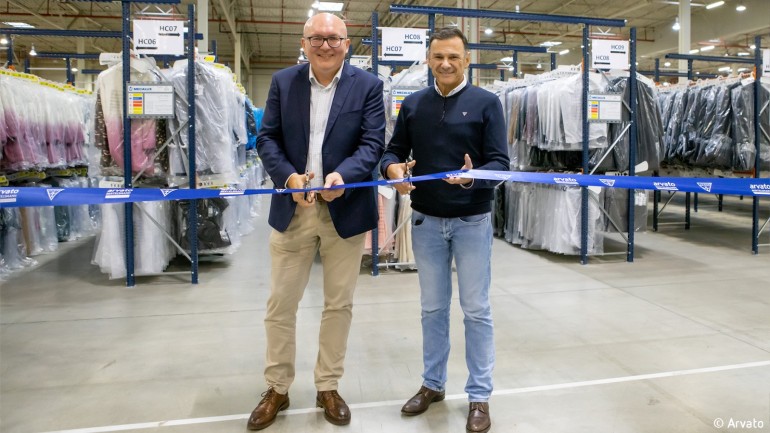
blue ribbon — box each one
[1,170,768,208]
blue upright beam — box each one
[5,36,14,66]
[427,13,434,87]
[121,1,135,287]
[627,27,638,263]
[81,68,105,75]
[580,25,589,265]
[665,53,755,64]
[65,57,73,84]
[187,3,199,283]
[371,11,379,277]
[550,52,556,70]
[512,51,518,76]
[752,35,762,254]
[371,13,378,75]
[654,58,660,82]
[389,4,626,27]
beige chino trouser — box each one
[264,200,365,394]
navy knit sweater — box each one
[381,82,510,218]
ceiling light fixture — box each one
[664,61,671,67]
[558,49,570,55]
[536,62,542,69]
[736,3,746,11]
[689,48,700,54]
[314,1,343,12]
[2,22,34,29]
[750,44,756,50]
[718,66,731,72]
[71,67,78,72]
[700,45,715,51]
[307,9,314,18]
[484,28,493,35]
[29,44,37,56]
[737,52,750,56]
[0,36,7,45]
[705,1,724,9]
[540,41,562,47]
[672,17,680,31]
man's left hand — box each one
[320,172,345,201]
[444,153,474,186]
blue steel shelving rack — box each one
[370,4,635,267]
[1,0,200,286]
[648,38,766,254]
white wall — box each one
[249,69,279,108]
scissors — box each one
[303,171,316,203]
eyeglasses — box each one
[305,36,345,48]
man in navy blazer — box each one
[249,12,385,431]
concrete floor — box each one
[1,193,769,433]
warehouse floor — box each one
[2,193,769,433]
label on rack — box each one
[99,179,125,188]
[635,191,648,206]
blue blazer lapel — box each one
[292,65,311,150]
[324,64,355,141]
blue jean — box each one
[411,210,495,402]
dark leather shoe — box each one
[466,402,491,433]
[247,388,290,430]
[316,390,351,426]
[401,386,446,416]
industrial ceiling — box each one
[1,0,768,84]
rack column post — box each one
[752,35,762,254]
[627,27,638,262]
[187,3,199,283]
[580,25,589,264]
[121,0,135,287]
[370,11,379,276]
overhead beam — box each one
[215,0,250,74]
[389,4,627,27]
[7,0,66,30]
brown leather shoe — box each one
[466,402,491,433]
[316,390,351,426]
[247,388,290,430]
[401,386,446,416]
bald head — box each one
[304,13,347,38]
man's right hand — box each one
[287,172,316,207]
[386,160,417,195]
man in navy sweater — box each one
[380,27,509,433]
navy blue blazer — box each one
[257,63,386,239]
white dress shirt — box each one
[306,64,343,187]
